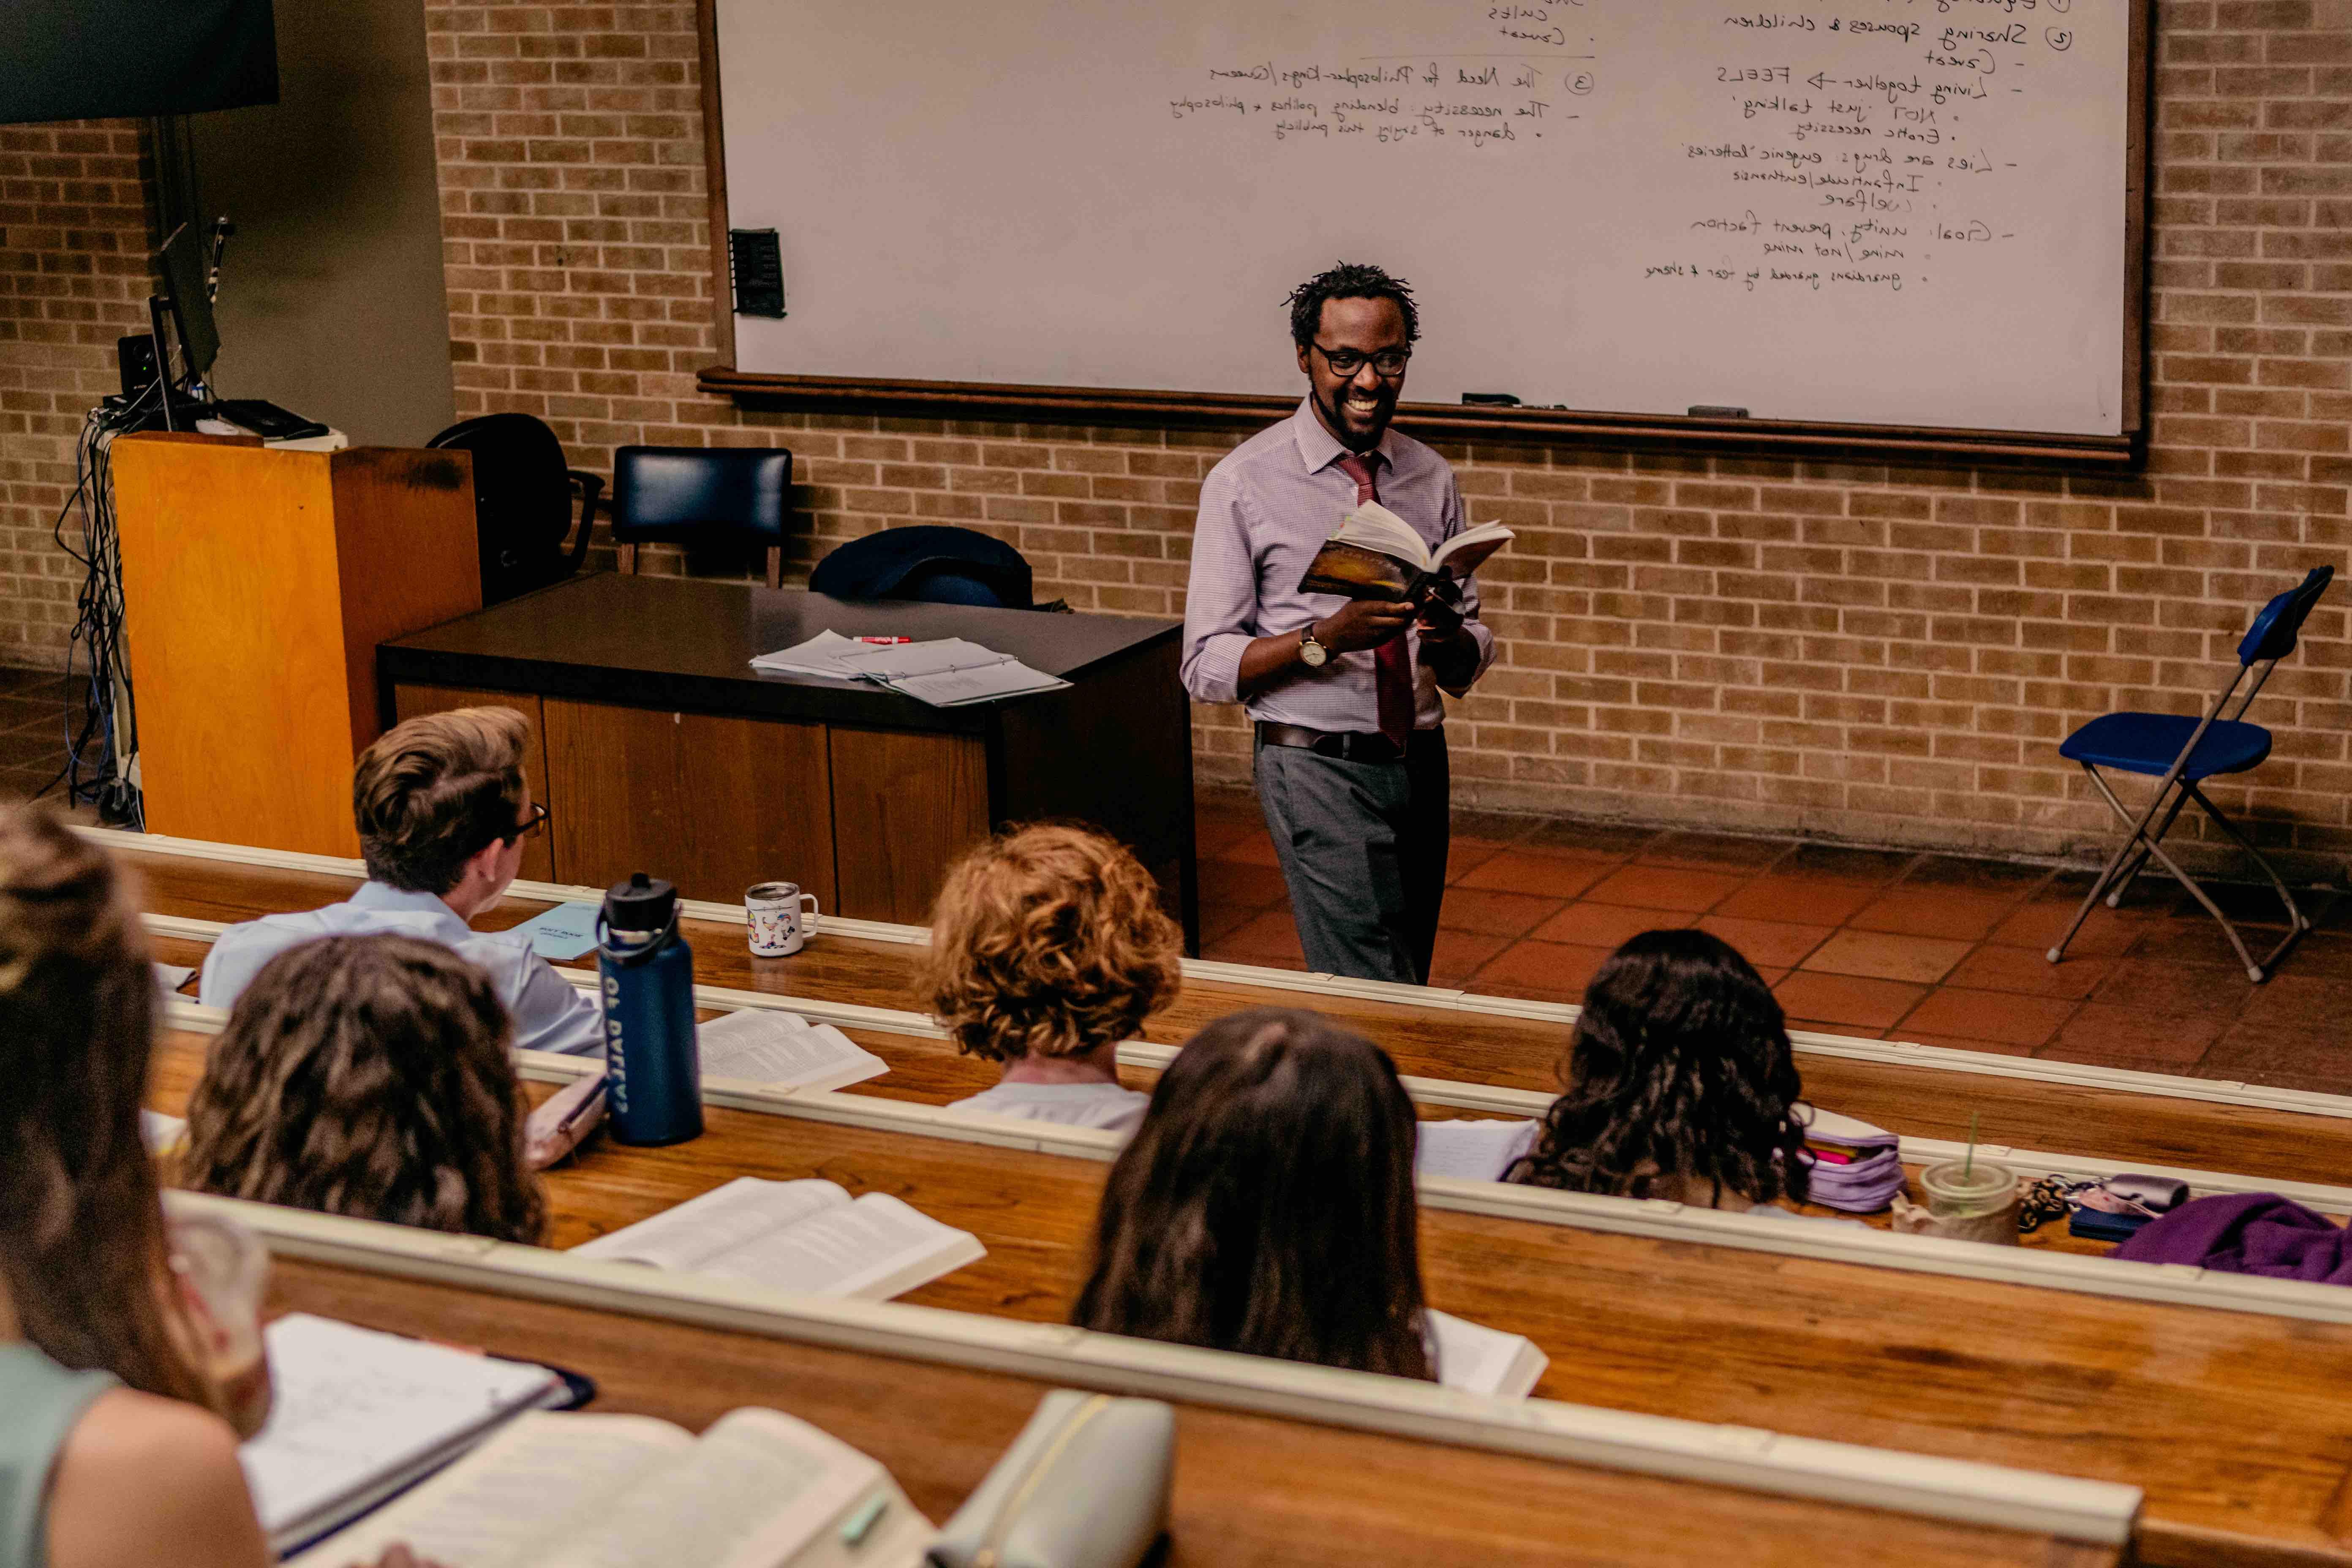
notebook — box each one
[288,1407,933,1568]
[240,1315,574,1554]
[570,1177,984,1301]
[699,1009,889,1093]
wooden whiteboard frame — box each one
[693,0,2150,469]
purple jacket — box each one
[2113,1192,2352,1284]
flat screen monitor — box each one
[157,224,219,382]
[0,1,277,125]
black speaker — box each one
[117,334,158,400]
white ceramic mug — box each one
[747,881,821,956]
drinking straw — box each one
[1963,1110,1980,1180]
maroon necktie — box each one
[1335,453,1416,751]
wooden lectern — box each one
[110,433,482,856]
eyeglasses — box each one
[1311,343,1411,378]
[508,802,550,843]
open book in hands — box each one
[570,1177,984,1301]
[1296,502,1512,628]
[289,1407,933,1568]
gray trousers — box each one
[1252,730,1450,985]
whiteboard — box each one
[716,0,2134,436]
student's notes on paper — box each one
[290,1406,934,1568]
[1426,1309,1548,1399]
[750,633,1067,707]
[698,1009,888,1093]
[505,901,602,961]
[241,1315,569,1554]
[571,1177,983,1301]
[153,961,196,994]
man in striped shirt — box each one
[1181,263,1498,984]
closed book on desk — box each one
[110,433,481,855]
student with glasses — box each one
[1179,262,1497,984]
[200,708,602,1055]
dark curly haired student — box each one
[1506,929,1811,1208]
[181,934,548,1244]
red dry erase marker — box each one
[855,635,912,644]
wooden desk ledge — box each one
[103,827,2352,1157]
[172,1189,2140,1568]
[142,874,2352,1231]
[148,1010,2352,1331]
[149,1027,2352,1568]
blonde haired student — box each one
[920,825,1182,1133]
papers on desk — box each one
[749,629,867,679]
[749,634,1069,707]
[504,901,602,961]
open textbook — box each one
[1427,1309,1549,1399]
[240,1315,573,1554]
[290,1407,933,1568]
[1296,502,1512,625]
[572,1177,983,1301]
[700,1009,888,1093]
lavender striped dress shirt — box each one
[1181,399,1497,731]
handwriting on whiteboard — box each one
[1160,0,2077,297]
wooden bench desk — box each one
[259,1254,2121,1568]
[148,1030,2352,1568]
[126,843,2352,1196]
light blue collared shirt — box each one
[198,882,604,1056]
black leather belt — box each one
[1255,721,1440,764]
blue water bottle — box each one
[596,871,703,1146]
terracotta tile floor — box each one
[1193,788,2352,1093]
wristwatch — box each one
[1298,624,1329,669]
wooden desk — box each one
[373,575,1195,941]
[259,1258,2115,1568]
[149,1029,2351,1568]
[128,844,2352,1194]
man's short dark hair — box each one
[1287,262,1421,351]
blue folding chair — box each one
[2047,566,2333,981]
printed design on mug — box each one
[746,881,818,957]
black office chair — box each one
[611,445,793,589]
[426,412,603,606]
[808,525,1034,610]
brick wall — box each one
[444,1,2343,866]
[0,121,155,667]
